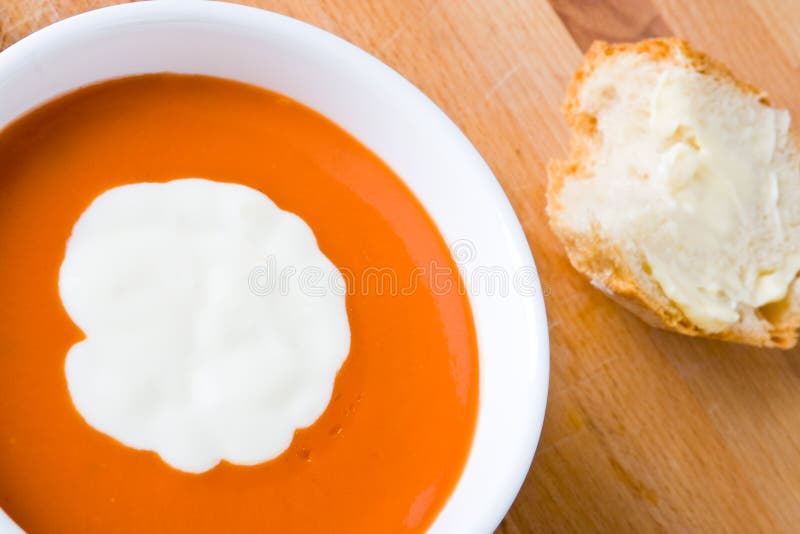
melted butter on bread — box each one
[548,38,800,347]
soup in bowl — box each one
[0,3,549,533]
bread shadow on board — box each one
[643,307,800,409]
[555,262,800,416]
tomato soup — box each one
[0,75,479,533]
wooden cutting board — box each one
[3,0,800,531]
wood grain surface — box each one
[2,0,800,532]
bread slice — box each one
[547,38,800,348]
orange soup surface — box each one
[0,75,479,533]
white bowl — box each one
[0,2,549,532]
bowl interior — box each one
[0,3,549,532]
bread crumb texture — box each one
[548,38,800,348]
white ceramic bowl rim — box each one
[0,2,550,533]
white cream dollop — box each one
[59,179,350,473]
